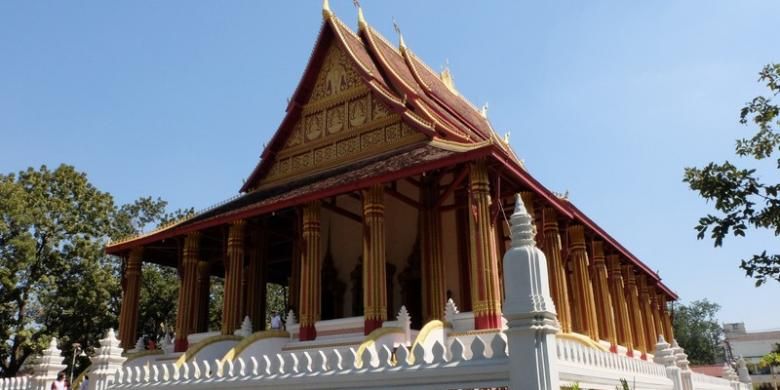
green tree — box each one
[759,344,780,388]
[0,165,114,377]
[137,263,179,341]
[672,299,724,365]
[0,164,191,377]
[684,64,780,286]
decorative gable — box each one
[259,43,425,187]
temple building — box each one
[106,1,677,363]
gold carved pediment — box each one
[260,44,425,187]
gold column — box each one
[175,233,200,351]
[652,291,666,341]
[540,206,572,333]
[623,265,647,356]
[421,174,445,322]
[661,297,675,341]
[567,225,599,340]
[299,202,321,340]
[193,259,210,333]
[467,161,502,329]
[222,220,245,335]
[591,241,617,349]
[119,247,143,349]
[608,255,634,355]
[246,223,268,332]
[363,184,387,334]
[638,275,658,348]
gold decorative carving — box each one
[261,43,426,187]
[310,44,362,102]
[326,104,345,134]
[372,97,389,119]
[349,97,368,127]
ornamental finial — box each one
[322,0,333,19]
[393,18,406,52]
[354,0,367,30]
[510,193,535,248]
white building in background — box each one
[724,322,780,389]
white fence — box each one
[109,335,509,389]
[0,377,29,390]
[0,196,753,390]
[557,338,672,389]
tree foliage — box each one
[0,164,191,377]
[672,299,724,365]
[759,343,780,369]
[684,64,780,286]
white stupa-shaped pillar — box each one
[503,194,560,390]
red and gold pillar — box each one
[623,265,647,356]
[363,185,387,334]
[119,247,143,349]
[661,297,675,342]
[608,255,634,355]
[193,259,210,333]
[638,275,658,348]
[222,220,245,335]
[421,174,445,322]
[299,202,321,340]
[652,291,666,341]
[467,161,502,329]
[591,241,617,351]
[289,213,302,316]
[455,189,472,311]
[246,223,268,332]
[540,206,572,333]
[175,233,200,351]
[567,225,599,340]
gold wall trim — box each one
[355,327,405,368]
[557,332,609,352]
[407,320,444,364]
[174,335,242,368]
[219,330,289,365]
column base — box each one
[474,313,502,330]
[364,319,383,335]
[626,349,634,358]
[299,325,317,341]
[174,338,188,353]
[640,352,648,360]
[609,344,618,353]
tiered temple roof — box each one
[105,5,676,300]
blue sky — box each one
[1,1,778,330]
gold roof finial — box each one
[322,0,333,19]
[393,18,407,52]
[440,59,459,95]
[354,0,367,30]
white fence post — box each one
[88,329,126,390]
[736,356,752,386]
[503,194,560,390]
[672,339,693,390]
[654,336,683,390]
[29,338,67,390]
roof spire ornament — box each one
[354,0,367,30]
[393,18,407,52]
[480,102,489,118]
[322,0,333,19]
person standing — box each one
[80,375,89,390]
[270,311,282,330]
[51,372,66,390]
